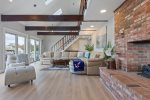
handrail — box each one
[51,35,78,51]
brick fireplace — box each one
[114,0,150,71]
[127,42,150,71]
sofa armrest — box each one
[86,58,103,67]
[8,62,26,68]
[88,58,102,62]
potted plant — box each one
[84,44,94,59]
[85,44,94,52]
[103,41,116,69]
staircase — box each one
[51,35,78,51]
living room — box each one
[0,0,150,100]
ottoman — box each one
[5,66,36,87]
[69,60,87,74]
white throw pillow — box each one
[69,52,77,58]
[62,52,69,58]
[6,54,17,65]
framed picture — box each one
[96,26,107,49]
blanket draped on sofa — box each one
[73,59,84,72]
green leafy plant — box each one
[85,44,94,52]
[102,41,115,68]
[103,41,114,60]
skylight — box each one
[53,9,63,15]
[45,0,53,5]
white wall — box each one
[91,17,115,52]
[66,40,79,51]
[91,26,107,52]
[43,35,64,51]
[0,18,3,73]
[107,17,115,46]
[42,17,115,52]
[0,17,43,71]
[67,38,90,51]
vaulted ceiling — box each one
[0,0,125,33]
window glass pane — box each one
[35,41,40,61]
[18,36,25,54]
[5,33,16,66]
[5,33,16,54]
[30,39,35,60]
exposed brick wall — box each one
[114,0,150,71]
[99,68,150,100]
[127,43,150,71]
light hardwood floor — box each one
[0,62,114,100]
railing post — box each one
[62,37,64,50]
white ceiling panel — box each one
[0,0,125,32]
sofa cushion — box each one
[84,52,90,59]
[90,52,104,59]
[54,52,62,59]
[87,60,102,67]
[6,54,17,65]
[77,52,84,58]
[42,58,51,60]
[88,58,101,62]
[43,52,50,57]
[69,52,77,59]
[62,52,69,59]
[16,54,29,65]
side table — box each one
[105,59,116,69]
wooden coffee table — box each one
[53,59,70,67]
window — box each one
[30,39,35,61]
[5,33,16,66]
[4,30,41,67]
[18,36,25,54]
[35,41,40,61]
[30,39,40,61]
[5,33,16,54]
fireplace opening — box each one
[127,42,150,72]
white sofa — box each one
[5,54,36,87]
[40,51,104,75]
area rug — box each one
[40,65,69,71]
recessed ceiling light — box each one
[45,0,53,5]
[90,25,94,28]
[9,0,13,2]
[100,9,107,13]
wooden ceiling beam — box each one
[25,26,80,31]
[1,15,83,21]
[79,0,87,15]
[37,32,79,35]
[78,0,87,26]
